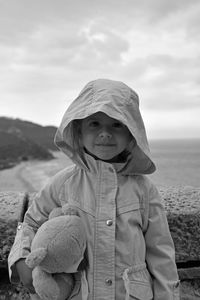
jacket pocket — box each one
[117,202,140,216]
[129,281,153,300]
[122,264,153,300]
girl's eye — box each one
[112,122,124,128]
[88,121,99,127]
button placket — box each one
[93,162,116,299]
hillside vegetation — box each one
[0,117,57,170]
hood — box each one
[55,79,156,175]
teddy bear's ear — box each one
[62,204,79,216]
[49,207,63,219]
[25,247,47,268]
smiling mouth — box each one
[95,144,115,147]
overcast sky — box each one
[0,0,200,139]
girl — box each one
[8,79,180,299]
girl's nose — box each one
[99,130,112,139]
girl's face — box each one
[80,112,132,161]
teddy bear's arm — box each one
[25,248,47,269]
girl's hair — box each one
[70,119,92,167]
[70,119,85,159]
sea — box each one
[149,138,200,188]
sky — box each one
[0,0,200,140]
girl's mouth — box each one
[95,144,115,147]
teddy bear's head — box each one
[26,205,87,273]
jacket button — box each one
[105,279,112,286]
[106,220,113,226]
[17,223,22,230]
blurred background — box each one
[0,0,200,191]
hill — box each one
[0,117,57,150]
[0,117,58,170]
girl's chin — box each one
[84,147,125,162]
[92,149,130,163]
[94,151,117,160]
[94,152,124,163]
[89,151,116,161]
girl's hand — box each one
[15,258,35,293]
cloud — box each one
[0,0,200,138]
[0,16,131,98]
[10,20,129,69]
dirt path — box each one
[0,152,72,193]
[0,162,53,193]
[0,163,34,192]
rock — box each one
[0,192,34,299]
[178,267,200,280]
[160,187,200,262]
[0,192,35,267]
[0,191,26,221]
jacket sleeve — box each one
[144,182,180,300]
[8,174,63,283]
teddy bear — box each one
[25,204,87,300]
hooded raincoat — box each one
[8,79,180,300]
